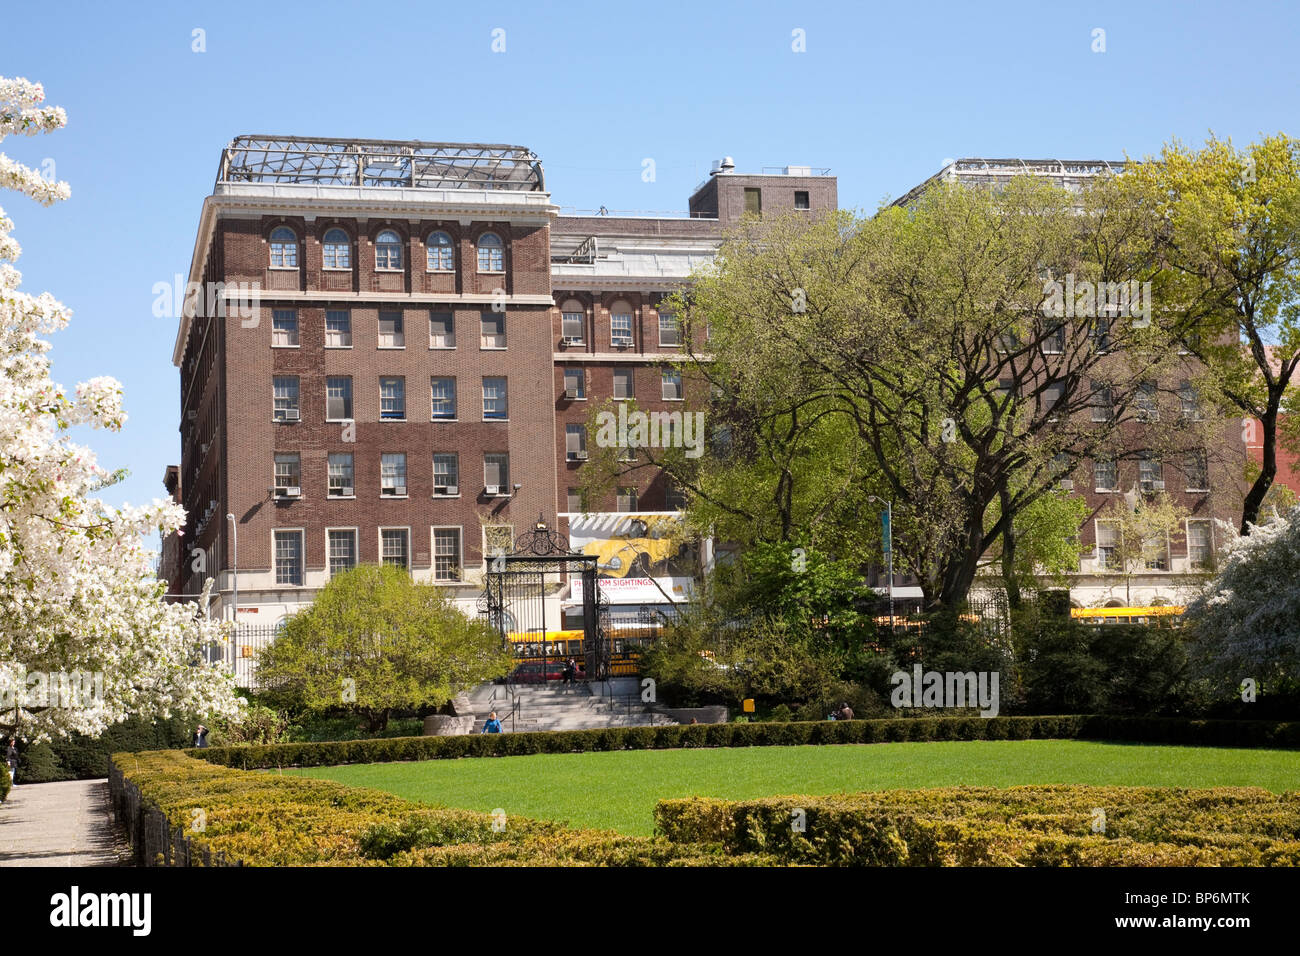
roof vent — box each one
[719,156,735,173]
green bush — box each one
[187,714,1299,772]
[654,786,1300,866]
[0,760,10,802]
[18,714,198,783]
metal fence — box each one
[204,625,278,689]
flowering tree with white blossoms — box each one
[0,76,241,741]
[1183,506,1300,695]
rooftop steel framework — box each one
[893,158,1128,207]
[216,135,545,191]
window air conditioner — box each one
[280,486,301,498]
[485,484,500,496]
[337,486,353,497]
[564,387,579,399]
[1152,480,1166,491]
[283,409,300,421]
[567,451,588,461]
[1058,479,1073,491]
[445,484,458,495]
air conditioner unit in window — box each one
[445,484,458,496]
[612,339,632,349]
[567,451,588,461]
[485,484,500,496]
[1058,479,1073,491]
[1152,480,1166,491]
[277,486,301,498]
[564,388,580,400]
[338,486,354,497]
[282,409,300,421]
[561,336,583,346]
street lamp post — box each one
[867,496,894,637]
[226,513,238,671]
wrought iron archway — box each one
[476,515,612,680]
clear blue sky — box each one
[1,0,1297,514]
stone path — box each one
[0,779,127,867]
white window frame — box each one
[429,311,455,349]
[433,453,459,497]
[273,528,305,586]
[431,526,463,582]
[563,367,585,400]
[378,311,405,349]
[1139,453,1164,492]
[375,229,403,271]
[380,377,406,421]
[484,454,510,495]
[1142,530,1170,572]
[380,453,408,497]
[431,377,457,421]
[561,303,585,344]
[610,305,633,348]
[325,376,353,422]
[328,452,354,498]
[1184,450,1210,492]
[477,232,504,273]
[378,526,411,570]
[1093,459,1118,492]
[426,231,455,272]
[322,228,351,271]
[1095,519,1121,572]
[273,376,300,422]
[613,367,634,400]
[326,527,358,577]
[480,311,506,349]
[661,368,684,401]
[658,311,680,347]
[269,227,298,270]
[273,453,301,496]
[272,308,299,348]
[1186,518,1214,570]
[325,309,352,348]
[482,377,508,421]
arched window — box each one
[477,232,504,272]
[375,229,403,271]
[427,231,454,271]
[269,227,298,269]
[322,228,351,270]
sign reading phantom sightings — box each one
[568,514,697,605]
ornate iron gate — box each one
[477,517,612,679]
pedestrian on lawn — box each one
[483,711,503,734]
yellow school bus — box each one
[1070,605,1185,626]
[505,629,647,676]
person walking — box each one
[482,711,503,734]
[5,737,18,789]
[192,724,210,748]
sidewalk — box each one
[0,779,127,867]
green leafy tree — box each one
[1120,134,1300,533]
[257,564,512,731]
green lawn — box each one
[285,739,1300,835]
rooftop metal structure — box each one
[892,158,1128,207]
[216,135,545,191]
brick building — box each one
[170,138,833,626]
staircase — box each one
[463,681,676,733]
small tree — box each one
[1095,490,1190,604]
[257,564,512,731]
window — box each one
[1042,381,1064,417]
[1094,459,1118,492]
[322,229,351,270]
[484,453,510,494]
[1185,450,1209,491]
[665,480,688,510]
[662,368,683,400]
[566,424,588,460]
[563,368,585,400]
[273,376,300,421]
[433,453,459,495]
[1136,381,1159,421]
[611,303,633,347]
[743,188,762,215]
[617,487,639,512]
[1042,321,1065,354]
[378,311,404,348]
[431,377,457,420]
[274,453,301,495]
[1142,532,1169,571]
[1091,317,1111,353]
[480,312,506,349]
[561,304,585,343]
[1096,521,1120,571]
[326,376,353,421]
[381,453,407,496]
[380,528,409,569]
[1090,382,1113,422]
[274,530,304,585]
[1179,380,1202,420]
[658,311,680,347]
[794,190,810,210]
[430,311,455,348]
[613,368,634,399]
[375,229,403,271]
[269,227,298,269]
[483,377,508,420]
[272,309,299,347]
[484,524,514,558]
[566,488,583,513]
[325,309,352,347]
[1139,452,1164,491]
[477,232,504,272]
[426,231,454,271]
[328,453,354,497]
[433,528,462,581]
[1178,331,1202,355]
[995,329,1020,353]
[1187,519,1213,569]
[380,377,406,420]
[327,529,357,576]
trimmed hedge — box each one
[189,714,1300,771]
[108,750,775,867]
[0,761,9,802]
[654,786,1300,866]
